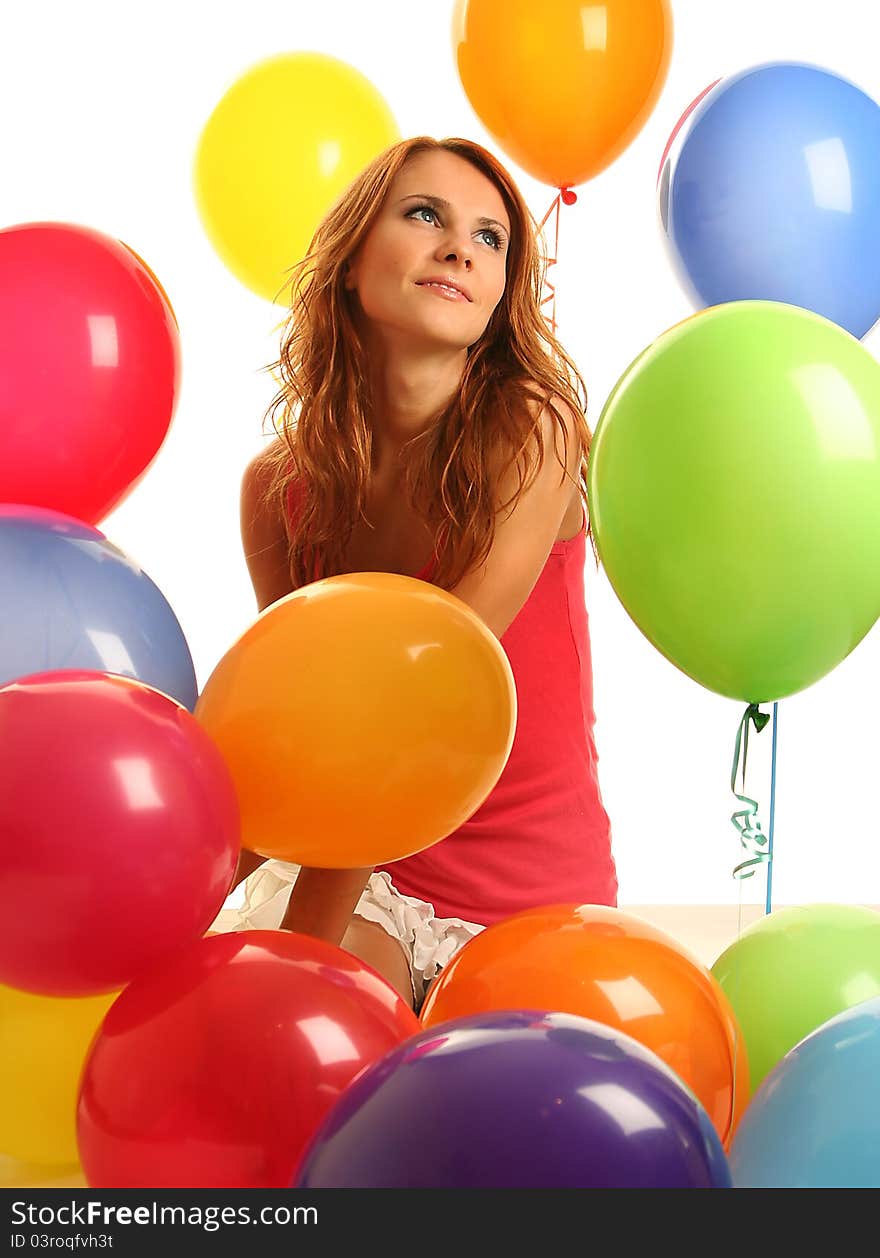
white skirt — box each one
[211,861,484,1009]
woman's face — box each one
[343,149,511,354]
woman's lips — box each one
[416,282,469,302]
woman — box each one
[218,136,617,1010]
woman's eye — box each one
[407,206,503,251]
[408,206,438,225]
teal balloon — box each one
[587,300,880,702]
[730,997,880,1187]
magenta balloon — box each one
[0,670,240,996]
[0,222,181,524]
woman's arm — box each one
[279,865,374,945]
[230,846,266,890]
[237,445,374,942]
[447,396,583,640]
[235,445,295,882]
[240,442,297,613]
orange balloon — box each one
[453,0,674,187]
[420,903,749,1148]
[195,574,516,867]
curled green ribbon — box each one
[730,703,771,880]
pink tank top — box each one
[287,480,617,925]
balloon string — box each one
[730,703,771,880]
[538,187,577,337]
[538,192,561,336]
[727,700,771,1145]
[765,702,779,914]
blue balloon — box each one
[730,997,880,1187]
[659,62,880,338]
[294,1011,732,1188]
[0,506,197,710]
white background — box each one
[3,0,878,907]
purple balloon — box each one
[293,1011,732,1188]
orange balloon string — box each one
[538,187,577,337]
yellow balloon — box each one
[0,1154,86,1189]
[0,984,118,1165]
[195,574,517,867]
[193,52,400,304]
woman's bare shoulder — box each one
[240,437,295,611]
[241,436,287,493]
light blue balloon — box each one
[0,506,197,710]
[730,997,880,1188]
[659,61,880,338]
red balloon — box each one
[77,931,421,1188]
[0,222,181,524]
[0,671,239,996]
[656,78,723,185]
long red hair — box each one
[260,135,596,589]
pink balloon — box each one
[0,223,181,524]
[0,670,239,996]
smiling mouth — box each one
[416,282,470,302]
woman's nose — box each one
[435,229,473,268]
[437,243,473,269]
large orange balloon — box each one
[454,0,674,187]
[195,574,516,867]
[420,903,749,1148]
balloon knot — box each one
[560,187,578,206]
[746,703,771,734]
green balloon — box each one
[587,301,880,701]
[711,904,880,1091]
